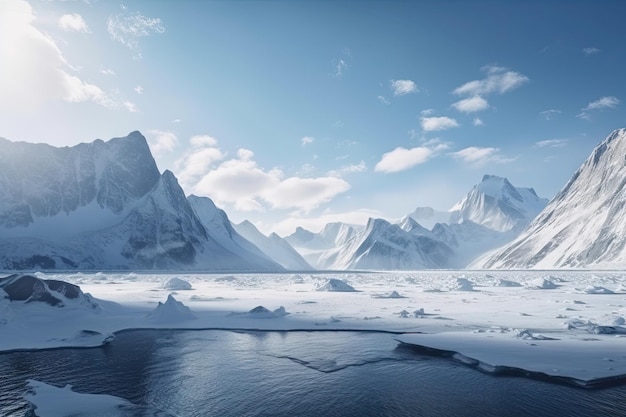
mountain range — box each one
[478,128,626,269]
[3,128,625,271]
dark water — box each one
[1,330,626,417]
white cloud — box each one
[420,116,459,131]
[123,101,137,112]
[328,160,366,177]
[301,136,315,146]
[183,144,350,213]
[107,10,165,59]
[583,96,620,111]
[583,47,600,56]
[420,108,435,117]
[577,96,620,119]
[100,68,115,75]
[540,109,561,120]
[134,85,143,94]
[450,146,514,166]
[147,130,178,155]
[190,134,218,147]
[452,95,489,113]
[58,13,89,33]
[453,66,529,96]
[535,139,568,148]
[374,147,433,173]
[262,177,351,212]
[473,117,484,126]
[334,58,348,77]
[377,95,390,105]
[391,79,418,96]
[0,1,133,112]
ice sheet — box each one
[2,270,626,385]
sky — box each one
[2,0,626,236]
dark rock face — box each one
[0,131,160,228]
[0,274,95,308]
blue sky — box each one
[2,0,625,235]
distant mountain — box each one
[233,220,314,270]
[406,207,451,230]
[448,174,548,233]
[285,222,361,267]
[0,132,282,271]
[318,218,453,270]
[187,196,284,271]
[479,128,626,269]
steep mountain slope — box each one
[319,218,453,270]
[448,174,548,233]
[480,128,626,269]
[0,132,282,271]
[233,221,314,270]
[285,222,361,267]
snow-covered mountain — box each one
[406,207,452,230]
[0,132,282,271]
[233,220,314,270]
[188,196,283,270]
[318,218,453,270]
[284,222,361,267]
[479,128,626,269]
[448,174,548,233]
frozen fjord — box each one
[2,270,626,387]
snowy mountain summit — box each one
[449,174,548,233]
[480,128,626,268]
[0,132,282,271]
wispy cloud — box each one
[377,95,390,105]
[100,68,115,75]
[450,146,514,166]
[58,13,90,33]
[374,140,449,174]
[540,109,561,120]
[134,85,144,94]
[535,139,568,148]
[301,136,315,146]
[452,95,489,113]
[374,147,434,173]
[0,1,131,112]
[328,160,366,177]
[334,58,348,77]
[583,47,600,56]
[577,96,620,119]
[454,65,529,96]
[473,117,484,126]
[391,79,418,96]
[421,116,459,132]
[107,8,165,59]
[177,139,350,213]
[147,130,178,156]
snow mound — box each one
[290,274,304,284]
[566,318,626,335]
[527,278,558,289]
[232,306,290,318]
[373,290,406,299]
[145,294,196,322]
[583,285,614,294]
[495,278,522,287]
[452,277,474,291]
[162,277,193,291]
[315,278,357,292]
[514,329,558,340]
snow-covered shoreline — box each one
[2,270,626,388]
